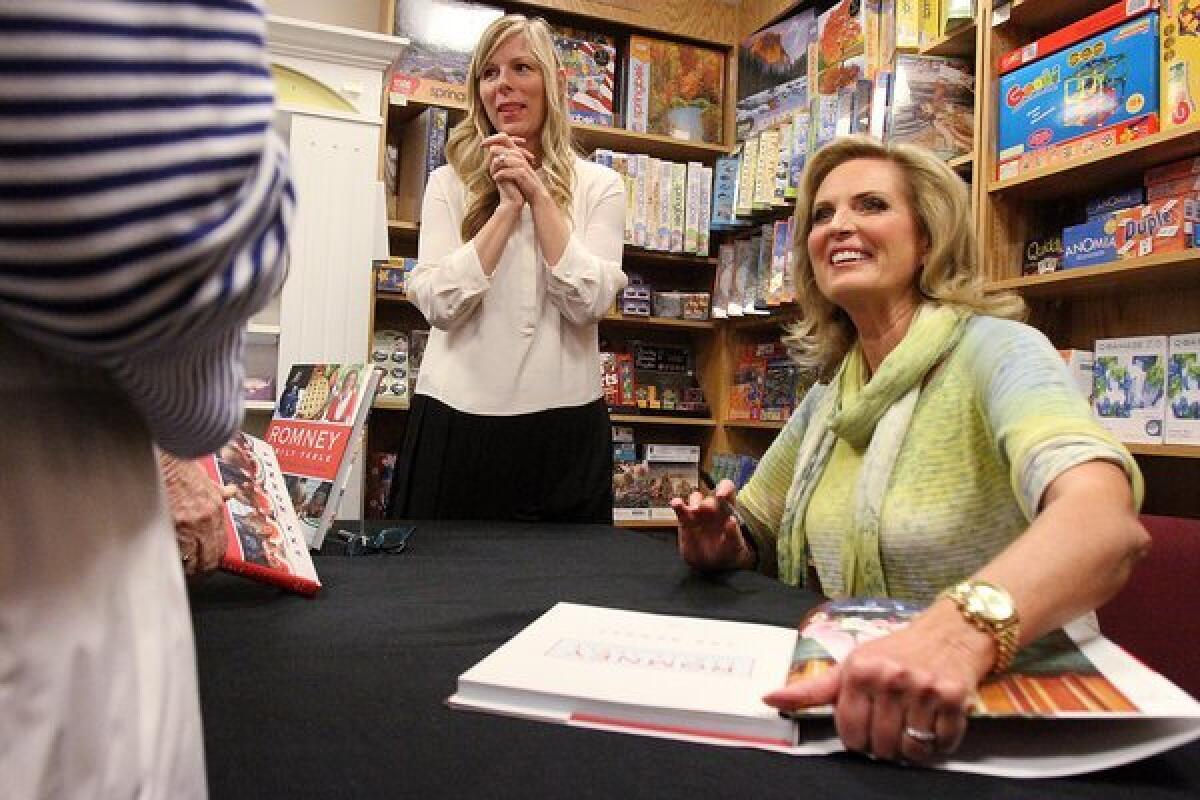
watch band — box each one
[939,580,1021,674]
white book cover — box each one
[712,242,736,318]
[645,156,660,250]
[736,136,759,218]
[633,153,650,247]
[1094,336,1168,445]
[626,47,649,133]
[1166,332,1200,445]
[772,121,792,206]
[670,161,687,253]
[449,602,1200,778]
[696,166,713,256]
[658,159,674,251]
[753,128,779,210]
[684,162,703,254]
[1057,349,1094,402]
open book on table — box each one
[447,600,1200,778]
[197,431,320,596]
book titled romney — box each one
[266,363,382,549]
[448,601,1200,778]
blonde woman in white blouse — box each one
[387,15,627,522]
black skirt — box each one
[386,394,614,523]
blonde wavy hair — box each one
[446,15,576,242]
[784,135,1025,380]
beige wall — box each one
[266,0,383,32]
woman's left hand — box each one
[483,133,544,202]
[159,452,234,580]
[763,606,994,764]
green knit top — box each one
[737,314,1143,604]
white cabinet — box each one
[261,15,405,521]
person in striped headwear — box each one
[0,2,292,797]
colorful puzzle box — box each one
[996,11,1160,180]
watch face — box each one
[974,584,1015,620]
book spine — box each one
[684,162,702,254]
[773,122,791,207]
[696,166,712,256]
[736,137,758,218]
[658,159,674,251]
[626,40,649,133]
[633,154,649,247]
[670,161,687,253]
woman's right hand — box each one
[670,479,756,571]
[488,146,527,211]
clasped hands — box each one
[484,133,544,208]
[671,479,985,765]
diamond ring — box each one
[904,726,937,744]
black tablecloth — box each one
[190,522,1200,799]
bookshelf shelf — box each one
[245,401,276,413]
[726,312,797,330]
[372,397,410,412]
[1127,444,1200,460]
[614,518,677,529]
[987,124,1200,200]
[246,322,281,342]
[602,314,715,330]
[948,153,973,174]
[1004,0,1118,32]
[988,252,1200,299]
[574,123,730,163]
[623,247,719,267]
[723,419,786,431]
[610,413,716,427]
[376,291,413,305]
[919,22,976,58]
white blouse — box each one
[408,157,627,415]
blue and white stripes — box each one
[0,0,294,456]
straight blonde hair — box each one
[445,15,576,242]
[784,135,1025,379]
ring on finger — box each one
[903,725,937,745]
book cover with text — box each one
[265,363,382,549]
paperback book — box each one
[266,363,383,549]
[449,600,1200,778]
[196,432,320,596]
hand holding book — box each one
[763,597,993,764]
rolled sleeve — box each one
[407,169,492,330]
[543,168,627,324]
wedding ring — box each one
[182,553,192,564]
[903,726,937,744]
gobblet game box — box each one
[997,4,1160,180]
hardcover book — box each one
[196,432,320,596]
[449,600,1200,778]
[388,0,503,106]
[265,363,383,549]
[626,35,725,144]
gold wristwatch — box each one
[939,579,1021,674]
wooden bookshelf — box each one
[920,22,977,58]
[988,124,1200,201]
[602,314,715,331]
[610,414,717,427]
[1003,0,1120,32]
[574,123,731,162]
[1127,443,1200,460]
[988,251,1200,300]
[723,419,786,432]
[614,518,677,529]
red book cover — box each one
[197,432,321,597]
[266,363,383,549]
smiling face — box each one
[807,158,927,317]
[479,32,547,147]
